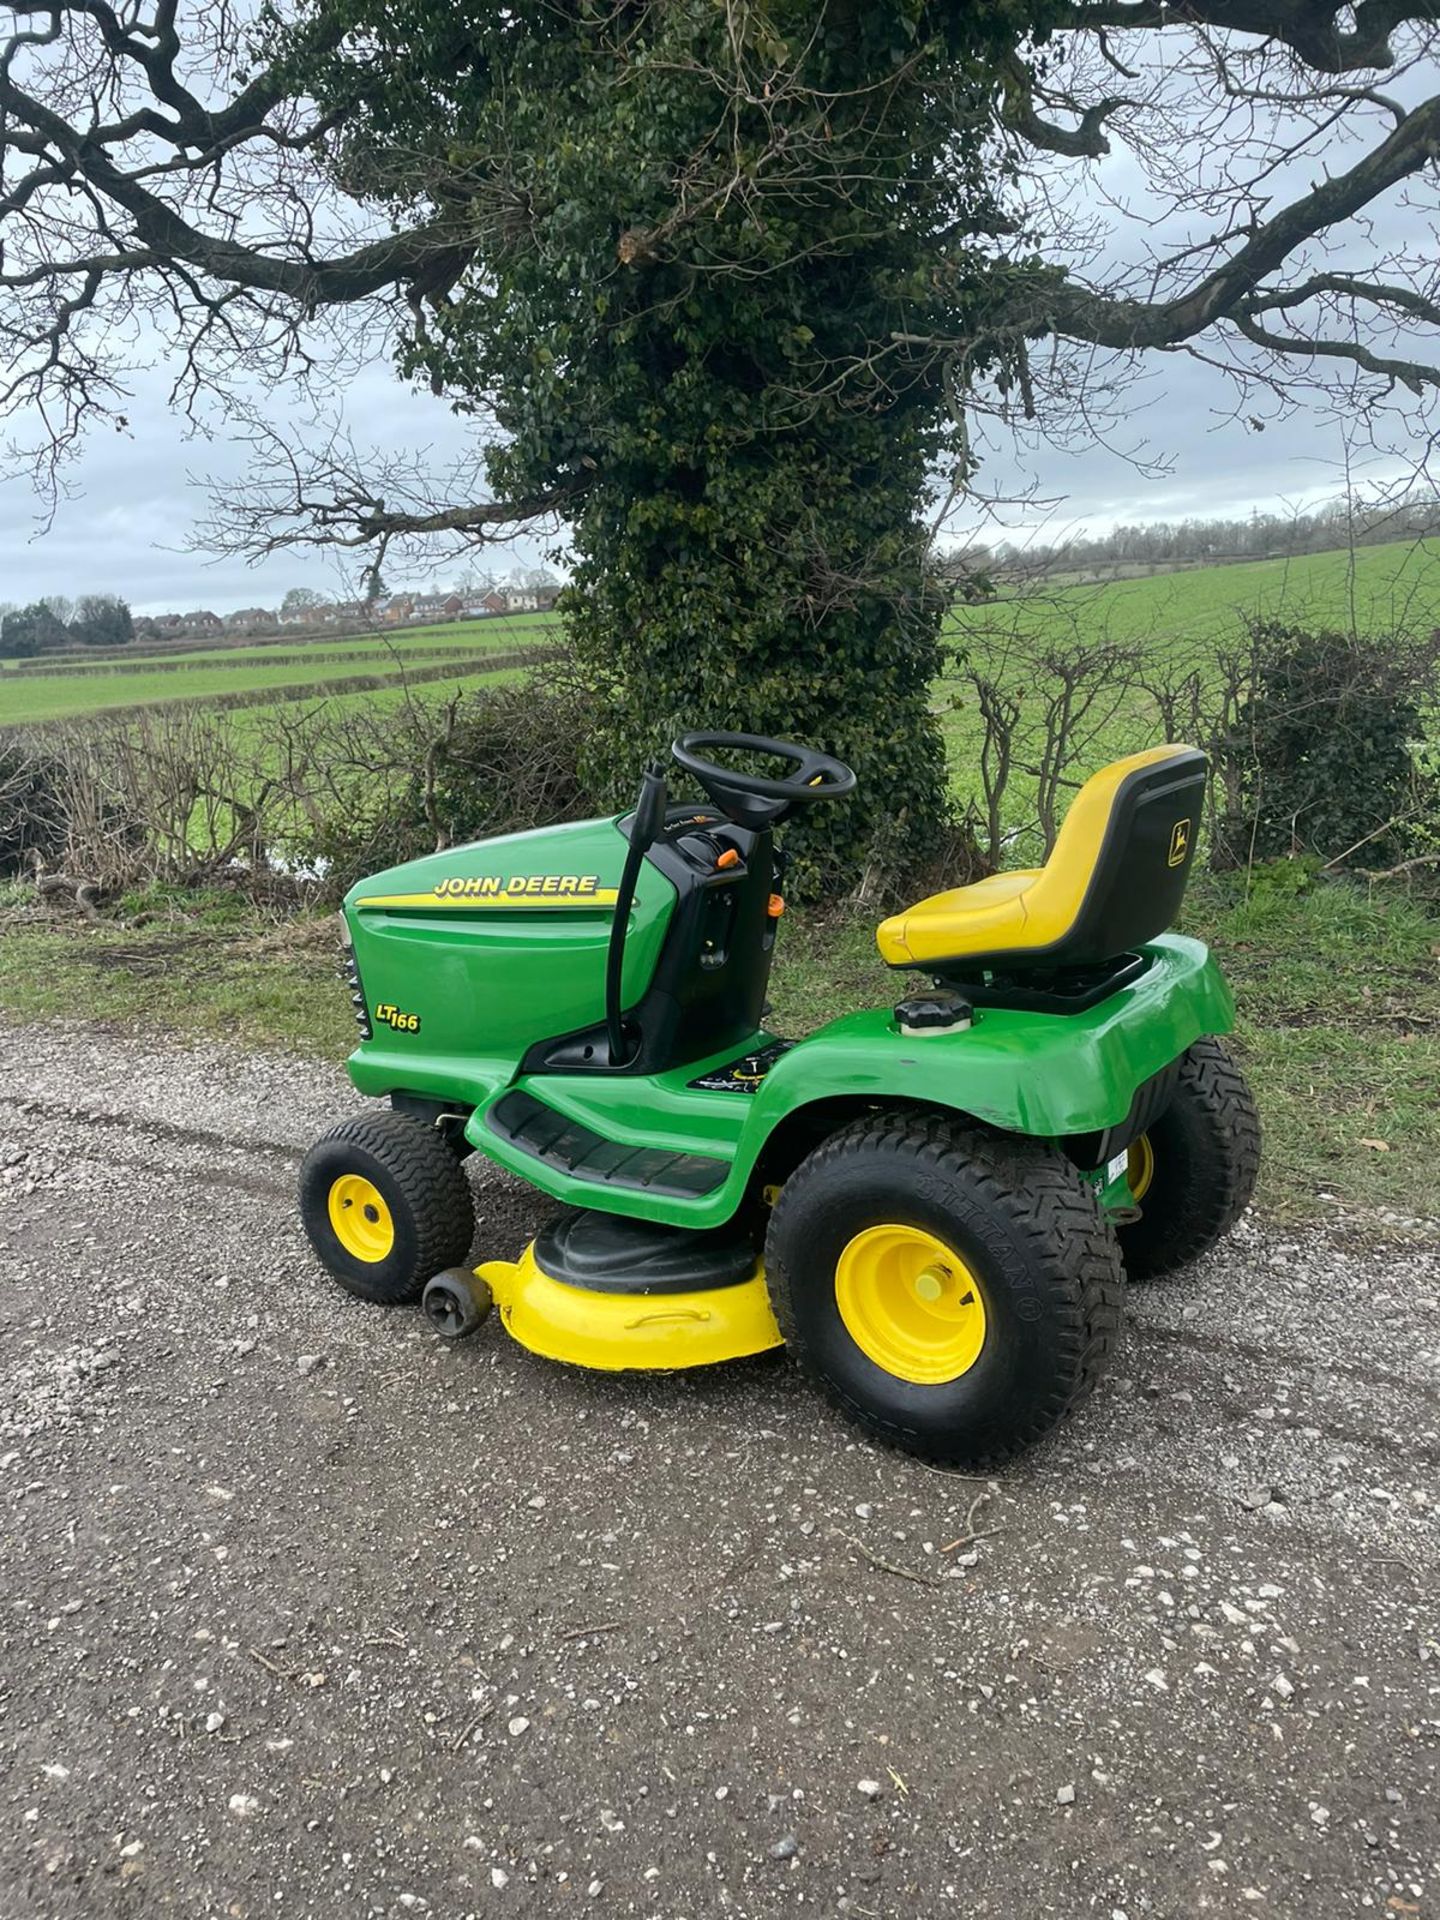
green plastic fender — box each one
[464,935,1235,1229]
[747,934,1233,1144]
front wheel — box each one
[1118,1037,1261,1282]
[299,1110,476,1304]
[764,1112,1124,1466]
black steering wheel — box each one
[671,730,856,829]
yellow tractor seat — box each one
[878,746,1207,974]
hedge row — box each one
[9,643,503,680]
[1,647,558,733]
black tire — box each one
[1118,1037,1261,1282]
[764,1111,1124,1466]
[299,1110,476,1304]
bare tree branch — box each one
[1042,92,1440,358]
[1044,0,1430,74]
[5,0,1440,557]
[190,421,590,575]
[998,55,1128,157]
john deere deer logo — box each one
[1168,818,1192,868]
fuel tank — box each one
[341,816,676,1089]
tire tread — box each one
[766,1110,1124,1466]
[299,1109,475,1303]
[1121,1037,1261,1281]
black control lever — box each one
[605,764,668,1067]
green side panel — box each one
[343,815,674,1104]
[463,935,1235,1229]
[752,934,1234,1145]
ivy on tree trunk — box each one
[560,348,953,894]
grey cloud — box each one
[2,184,1433,610]
[0,363,538,615]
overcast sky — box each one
[0,344,1398,617]
[2,87,1432,616]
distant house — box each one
[480,592,507,616]
[225,607,276,633]
[278,602,332,628]
[409,592,462,624]
[500,584,561,614]
[384,594,415,625]
[330,599,374,628]
[181,610,223,634]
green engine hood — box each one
[342,814,675,1104]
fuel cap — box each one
[894,992,973,1036]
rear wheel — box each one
[299,1110,476,1304]
[764,1111,1124,1466]
[1118,1038,1261,1281]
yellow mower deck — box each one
[476,1243,783,1372]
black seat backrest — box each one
[1057,747,1208,967]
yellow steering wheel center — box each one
[1127,1133,1156,1203]
[328,1173,396,1263]
[834,1224,988,1385]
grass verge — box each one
[0,887,353,1058]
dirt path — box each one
[1,1018,1436,1918]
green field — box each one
[0,611,558,675]
[940,537,1440,852]
[7,542,1434,732]
[950,537,1440,654]
[9,540,1435,871]
[0,613,560,724]
[222,667,523,747]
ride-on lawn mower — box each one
[300,732,1260,1465]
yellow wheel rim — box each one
[834,1224,988,1385]
[327,1173,395,1263]
[1128,1133,1156,1203]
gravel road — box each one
[1,1016,1437,1919]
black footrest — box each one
[487,1091,728,1199]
